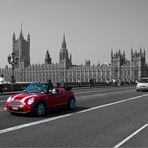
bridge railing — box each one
[0,83,30,93]
[0,81,136,94]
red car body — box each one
[5,83,76,116]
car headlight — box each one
[28,98,34,105]
[7,96,12,102]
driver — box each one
[47,79,54,93]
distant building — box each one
[0,29,148,83]
[111,49,148,81]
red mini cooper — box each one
[5,83,76,116]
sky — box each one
[0,0,148,67]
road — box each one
[0,86,148,147]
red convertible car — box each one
[5,83,76,116]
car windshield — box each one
[140,78,148,83]
[23,83,49,94]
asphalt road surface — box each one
[0,86,148,147]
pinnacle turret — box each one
[62,34,67,49]
[45,50,52,64]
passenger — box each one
[52,82,57,88]
[60,81,65,88]
[59,81,66,92]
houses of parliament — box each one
[0,28,148,83]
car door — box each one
[46,89,67,108]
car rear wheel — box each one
[35,103,46,116]
[68,97,76,110]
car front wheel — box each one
[35,103,46,116]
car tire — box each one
[68,97,76,110]
[35,103,46,117]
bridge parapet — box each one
[0,82,136,94]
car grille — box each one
[10,101,22,105]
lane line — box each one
[0,113,73,134]
[113,124,148,148]
[0,93,148,135]
[78,93,148,113]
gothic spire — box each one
[63,33,65,42]
[13,32,15,40]
[45,50,51,64]
[62,33,67,49]
[19,23,24,39]
[20,23,23,35]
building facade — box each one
[0,30,148,83]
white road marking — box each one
[113,124,148,148]
[0,113,73,134]
[0,93,148,134]
[78,93,148,113]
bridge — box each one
[0,85,148,147]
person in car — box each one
[60,81,65,88]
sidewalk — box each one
[0,91,21,96]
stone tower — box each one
[131,48,146,81]
[12,25,30,69]
[59,34,72,69]
[111,50,126,80]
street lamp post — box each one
[7,52,18,83]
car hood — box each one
[11,93,38,102]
